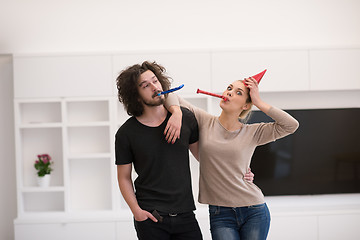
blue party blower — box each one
[157,84,184,96]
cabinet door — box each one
[309,49,360,91]
[116,221,138,240]
[14,55,113,98]
[319,214,360,240]
[211,50,309,92]
[64,222,116,240]
[15,222,117,240]
[268,215,318,240]
[112,52,212,95]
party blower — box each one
[196,69,267,101]
[157,84,184,96]
[196,89,229,101]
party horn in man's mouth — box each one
[157,84,184,96]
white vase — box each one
[37,174,51,187]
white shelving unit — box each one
[14,97,120,218]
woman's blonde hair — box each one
[238,80,253,123]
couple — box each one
[115,61,299,240]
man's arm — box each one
[117,164,157,222]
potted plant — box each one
[34,154,53,187]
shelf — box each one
[20,128,64,187]
[68,153,112,160]
[21,186,65,192]
[69,158,112,211]
[19,123,62,129]
[66,121,110,127]
[66,100,109,123]
[19,102,62,124]
[23,192,65,212]
[67,126,110,155]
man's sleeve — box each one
[115,128,133,165]
[184,108,199,144]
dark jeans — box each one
[134,211,203,240]
[209,203,270,240]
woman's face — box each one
[220,80,250,113]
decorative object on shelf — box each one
[37,174,51,187]
[34,154,53,187]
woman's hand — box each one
[244,77,271,114]
[164,106,182,144]
[244,77,261,105]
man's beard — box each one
[142,97,165,107]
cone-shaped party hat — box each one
[252,69,267,83]
[244,69,267,86]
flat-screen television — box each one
[248,108,360,196]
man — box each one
[115,61,203,239]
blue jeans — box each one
[209,203,270,240]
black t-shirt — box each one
[115,107,199,213]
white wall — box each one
[1,0,360,240]
[0,0,360,54]
[0,55,17,240]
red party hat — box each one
[244,69,267,86]
[252,69,267,83]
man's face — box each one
[137,70,165,106]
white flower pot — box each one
[37,174,51,187]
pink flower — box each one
[34,153,53,177]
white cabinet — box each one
[211,50,310,92]
[309,49,360,91]
[13,55,113,98]
[318,213,360,240]
[15,221,117,240]
[268,215,318,240]
[112,52,212,95]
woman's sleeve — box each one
[165,93,210,123]
[164,93,180,108]
[253,106,299,146]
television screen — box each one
[248,108,360,196]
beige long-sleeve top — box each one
[166,94,299,207]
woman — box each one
[165,76,299,240]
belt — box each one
[151,210,193,223]
[157,210,179,217]
[151,210,178,223]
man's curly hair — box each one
[116,61,172,117]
